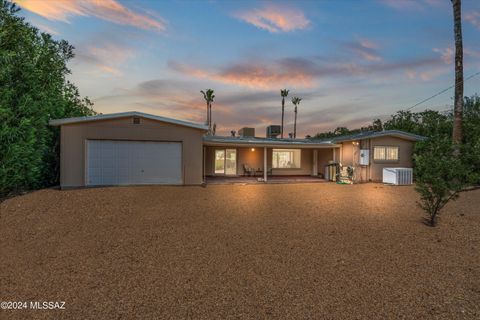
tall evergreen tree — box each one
[0,1,95,197]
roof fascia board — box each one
[203,141,341,148]
[49,111,208,131]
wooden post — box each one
[313,149,318,176]
[264,147,268,182]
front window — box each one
[373,146,399,161]
[272,149,301,168]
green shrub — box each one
[0,1,95,197]
[414,136,470,226]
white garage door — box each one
[87,140,182,186]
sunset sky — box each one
[16,0,480,137]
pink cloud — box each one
[17,0,166,32]
[345,39,382,62]
[380,0,446,11]
[233,5,310,33]
[466,11,480,29]
[168,60,315,90]
[433,46,480,65]
[76,42,136,76]
[433,47,453,64]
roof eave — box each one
[203,140,341,148]
[332,131,425,143]
[49,111,208,131]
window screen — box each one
[272,149,301,168]
[373,146,399,160]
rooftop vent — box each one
[266,125,281,138]
[238,127,255,137]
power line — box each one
[405,71,480,111]
[328,72,478,132]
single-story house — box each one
[49,111,424,188]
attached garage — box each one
[50,112,207,188]
[86,140,182,186]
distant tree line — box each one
[0,1,96,198]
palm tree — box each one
[200,89,215,134]
[451,0,463,150]
[280,89,289,138]
[291,97,302,139]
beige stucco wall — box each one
[368,136,415,181]
[60,116,205,187]
[317,148,336,178]
[339,136,415,182]
[204,146,334,176]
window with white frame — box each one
[373,146,399,161]
[272,149,301,168]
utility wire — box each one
[328,71,478,132]
[357,71,479,128]
[405,71,480,111]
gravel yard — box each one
[1,183,479,319]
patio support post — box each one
[264,147,267,182]
[203,146,206,183]
[333,148,336,162]
[313,150,318,176]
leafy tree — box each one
[280,89,289,138]
[0,1,95,197]
[462,95,480,184]
[383,109,452,137]
[291,96,302,138]
[367,118,383,132]
[414,136,469,226]
[333,126,353,136]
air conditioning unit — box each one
[359,149,369,166]
[266,125,281,138]
[238,127,255,137]
[382,168,413,185]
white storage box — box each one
[382,168,413,185]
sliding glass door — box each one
[214,149,237,175]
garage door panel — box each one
[87,140,182,186]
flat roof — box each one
[49,111,209,131]
[203,135,340,148]
[315,130,426,143]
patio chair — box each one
[243,164,254,176]
[267,167,273,176]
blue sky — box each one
[17,0,480,137]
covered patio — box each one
[206,175,328,184]
[203,136,341,183]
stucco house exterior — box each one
[49,111,424,188]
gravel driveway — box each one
[1,184,479,319]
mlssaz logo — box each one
[30,301,66,310]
